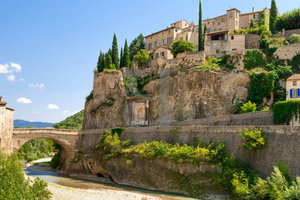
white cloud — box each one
[10,62,22,72]
[0,64,11,74]
[7,75,15,81]
[28,83,45,89]
[17,97,32,104]
[47,104,59,110]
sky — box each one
[0,0,299,123]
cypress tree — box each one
[129,33,145,61]
[120,48,124,68]
[112,33,119,68]
[270,0,278,33]
[198,0,204,51]
[123,39,131,68]
[104,53,113,69]
[97,51,105,73]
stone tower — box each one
[0,97,14,153]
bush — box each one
[240,101,257,113]
[232,25,269,35]
[273,100,300,124]
[290,34,300,44]
[86,92,93,102]
[171,40,195,58]
[290,52,300,71]
[244,50,265,70]
[133,49,150,67]
[239,127,268,152]
[0,151,52,200]
[276,8,300,31]
[111,127,124,137]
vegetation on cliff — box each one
[0,151,51,200]
[53,110,84,130]
[171,40,195,58]
[273,100,300,124]
[276,8,300,31]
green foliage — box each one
[104,52,113,69]
[0,151,52,200]
[269,37,286,47]
[112,33,120,69]
[244,50,265,70]
[240,101,257,114]
[232,25,269,35]
[86,92,93,102]
[111,127,124,137]
[290,52,300,71]
[97,51,105,73]
[276,8,300,31]
[133,49,150,67]
[266,63,293,80]
[290,34,300,44]
[129,33,145,61]
[18,139,57,162]
[53,110,84,130]
[248,71,277,105]
[273,100,300,124]
[137,75,160,94]
[171,40,195,58]
[120,47,123,68]
[198,0,204,51]
[122,39,131,68]
[239,127,268,152]
[270,0,278,33]
[50,143,62,169]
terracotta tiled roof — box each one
[287,74,300,81]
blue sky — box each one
[0,0,299,123]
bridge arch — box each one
[12,128,79,173]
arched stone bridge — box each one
[13,128,79,173]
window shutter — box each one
[298,89,300,96]
[290,89,293,98]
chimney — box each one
[252,7,255,13]
[0,97,2,102]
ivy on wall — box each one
[273,100,300,124]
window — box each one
[180,37,183,40]
[163,39,165,45]
[216,50,220,53]
[231,36,234,40]
[154,41,158,48]
[148,43,152,50]
[218,22,220,25]
[160,52,165,57]
[150,55,154,60]
[208,22,210,24]
[167,37,173,44]
[186,35,188,40]
[229,11,232,18]
[294,81,297,86]
[290,89,300,98]
[207,28,211,33]
[155,53,159,59]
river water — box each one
[25,167,199,200]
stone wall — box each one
[275,43,300,60]
[272,28,300,39]
[245,34,261,49]
[171,111,273,126]
[77,125,300,179]
[0,103,14,154]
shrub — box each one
[231,25,269,35]
[290,34,300,44]
[240,101,257,113]
[290,52,300,71]
[133,49,150,67]
[239,127,268,152]
[276,8,300,31]
[86,92,93,102]
[244,50,265,70]
[171,40,195,58]
[273,100,300,124]
[0,151,52,200]
[111,127,124,137]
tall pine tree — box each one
[198,0,204,51]
[96,51,105,73]
[120,47,124,68]
[104,53,113,69]
[270,0,278,33]
[129,33,145,61]
[123,39,131,68]
[112,33,120,68]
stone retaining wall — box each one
[272,28,300,39]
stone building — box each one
[286,74,300,101]
[0,97,14,153]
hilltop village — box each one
[1,0,300,199]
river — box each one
[25,166,200,200]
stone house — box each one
[286,74,300,100]
[0,97,14,154]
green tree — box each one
[270,0,278,33]
[96,51,105,73]
[105,53,113,69]
[112,33,119,69]
[120,47,123,68]
[198,0,204,51]
[129,33,145,61]
[133,49,150,67]
[0,151,52,200]
[171,40,195,58]
[123,39,131,68]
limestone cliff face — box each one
[144,70,250,125]
[83,71,127,130]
